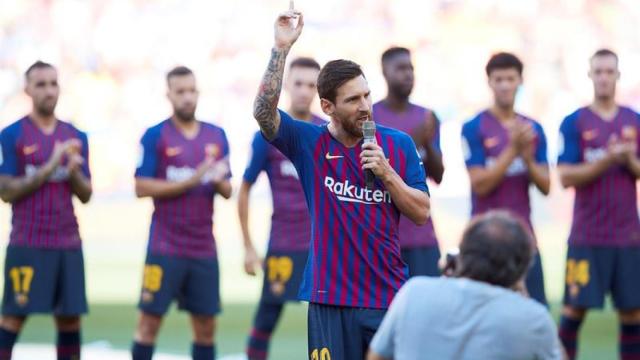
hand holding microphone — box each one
[360,119,391,189]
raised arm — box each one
[253,4,304,140]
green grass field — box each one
[14,302,619,359]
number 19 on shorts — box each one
[310,348,331,360]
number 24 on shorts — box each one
[311,348,331,360]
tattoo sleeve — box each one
[253,47,289,140]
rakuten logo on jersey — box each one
[324,176,391,205]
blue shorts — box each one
[400,245,441,277]
[138,253,220,316]
[308,303,386,360]
[260,250,307,304]
[525,252,547,306]
[2,245,87,316]
[563,246,640,310]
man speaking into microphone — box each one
[252,3,431,359]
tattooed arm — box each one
[253,6,304,140]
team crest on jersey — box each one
[22,144,39,156]
[165,146,182,157]
[15,293,28,307]
[483,136,500,148]
[622,126,637,141]
[581,129,598,141]
[141,290,154,303]
[205,144,219,157]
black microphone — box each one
[362,120,376,190]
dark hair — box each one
[457,211,532,288]
[166,66,194,84]
[381,47,411,65]
[289,57,321,71]
[591,48,618,63]
[25,61,55,80]
[317,59,364,102]
[485,52,523,76]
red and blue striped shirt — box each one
[461,110,548,234]
[558,106,640,246]
[270,110,429,309]
[242,115,325,252]
[373,101,439,248]
[135,119,231,258]
[0,116,90,249]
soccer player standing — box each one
[240,57,324,360]
[131,66,232,360]
[373,47,444,277]
[253,6,430,359]
[557,49,640,360]
[460,53,550,305]
[0,61,92,360]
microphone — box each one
[362,120,376,190]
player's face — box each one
[286,66,319,114]
[488,68,522,109]
[322,75,372,138]
[167,74,199,122]
[383,53,414,98]
[25,67,59,117]
[589,55,619,100]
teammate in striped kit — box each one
[131,66,232,360]
[0,61,92,360]
[557,49,640,360]
[240,57,325,360]
[253,6,430,359]
[460,53,550,306]
[373,47,444,277]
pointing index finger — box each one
[289,0,294,10]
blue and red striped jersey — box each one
[0,116,90,249]
[242,115,325,252]
[461,110,548,234]
[373,101,439,249]
[270,110,429,309]
[135,119,231,258]
[558,106,640,246]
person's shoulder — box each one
[141,119,170,141]
[619,105,640,118]
[311,113,327,125]
[0,117,26,138]
[462,111,486,130]
[563,107,587,124]
[58,120,89,139]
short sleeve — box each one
[0,125,19,176]
[269,109,316,166]
[557,114,581,164]
[533,123,548,164]
[401,134,429,195]
[461,119,486,167]
[430,111,442,154]
[369,279,412,358]
[243,131,270,183]
[135,127,161,178]
[78,131,91,179]
[219,128,232,180]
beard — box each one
[35,98,57,117]
[391,83,413,99]
[338,112,368,138]
[174,107,196,122]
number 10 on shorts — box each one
[310,347,331,360]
